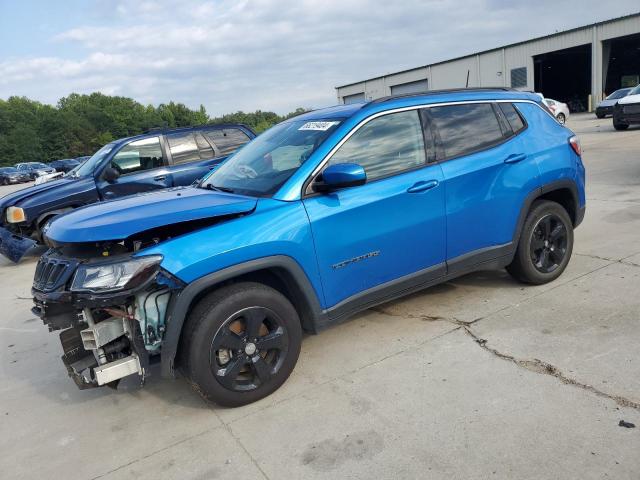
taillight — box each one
[569,136,581,156]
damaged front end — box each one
[32,247,184,389]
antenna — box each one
[466,70,470,88]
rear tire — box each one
[595,113,605,119]
[556,113,566,124]
[507,200,574,285]
[181,282,302,407]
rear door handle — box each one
[504,153,527,164]
[153,175,167,182]
[407,179,439,193]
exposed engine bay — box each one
[32,241,184,389]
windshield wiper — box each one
[205,184,235,194]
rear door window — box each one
[429,103,505,159]
[111,137,163,174]
[204,128,251,155]
[166,132,201,165]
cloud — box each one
[1,0,638,115]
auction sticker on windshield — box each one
[298,121,340,131]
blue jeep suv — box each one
[0,124,255,262]
[32,88,585,406]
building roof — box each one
[336,12,640,89]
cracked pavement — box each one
[1,114,639,479]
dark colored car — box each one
[613,84,640,130]
[0,167,31,185]
[0,124,255,262]
[15,162,56,180]
[31,88,586,406]
[595,87,632,118]
[49,159,81,173]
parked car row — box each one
[9,88,586,407]
[0,158,85,185]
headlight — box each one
[71,255,163,292]
[6,206,26,223]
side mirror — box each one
[102,166,120,183]
[313,163,366,192]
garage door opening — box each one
[534,44,591,112]
[603,33,640,95]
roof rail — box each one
[369,87,517,104]
[143,123,254,135]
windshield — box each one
[31,162,47,168]
[201,119,342,197]
[607,88,631,100]
[629,84,640,96]
[70,142,116,177]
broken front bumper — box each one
[0,226,36,263]
[32,252,182,390]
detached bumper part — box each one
[59,313,146,389]
[94,356,142,386]
[0,227,36,263]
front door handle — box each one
[153,175,167,182]
[504,153,527,164]
[407,179,439,193]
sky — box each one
[0,0,638,116]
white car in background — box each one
[34,171,64,185]
[543,98,570,124]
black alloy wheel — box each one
[210,306,289,392]
[529,214,568,274]
[506,200,574,285]
[182,282,302,407]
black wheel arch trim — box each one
[160,255,325,377]
[513,179,582,246]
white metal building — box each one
[336,13,640,112]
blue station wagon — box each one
[32,88,585,406]
[0,124,255,262]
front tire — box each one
[556,113,566,124]
[595,112,605,119]
[613,119,629,131]
[507,200,574,285]
[181,282,302,407]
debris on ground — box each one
[618,420,635,428]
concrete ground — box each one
[1,114,639,479]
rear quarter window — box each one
[499,103,526,134]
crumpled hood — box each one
[45,186,257,244]
[619,94,640,105]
